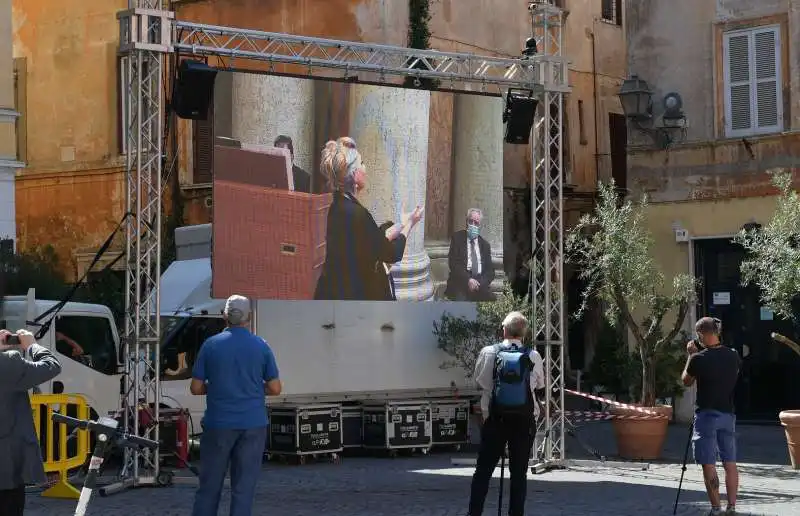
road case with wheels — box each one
[362,401,431,456]
[431,399,470,449]
[342,405,363,449]
[268,404,342,464]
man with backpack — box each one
[467,311,545,516]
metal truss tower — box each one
[114,0,569,486]
[113,0,172,491]
[531,0,568,470]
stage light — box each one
[503,88,538,145]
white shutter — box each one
[724,33,752,135]
[753,27,782,132]
[723,25,782,137]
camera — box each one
[5,333,20,345]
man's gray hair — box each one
[502,311,528,338]
[224,294,252,326]
[466,208,483,220]
[695,316,721,336]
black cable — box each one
[28,211,133,339]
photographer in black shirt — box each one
[682,317,741,515]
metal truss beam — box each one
[173,21,568,94]
[531,1,567,471]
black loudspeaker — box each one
[503,89,539,145]
[172,60,218,120]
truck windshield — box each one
[161,316,225,380]
[55,315,118,375]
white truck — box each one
[2,224,477,428]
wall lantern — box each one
[618,75,686,149]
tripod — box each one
[673,419,695,515]
[52,412,159,516]
[497,446,508,516]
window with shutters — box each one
[722,25,783,138]
[193,102,214,184]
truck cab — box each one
[2,289,122,417]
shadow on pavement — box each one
[27,453,796,516]
[562,420,790,466]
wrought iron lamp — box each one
[618,75,686,149]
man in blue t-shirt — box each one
[190,295,281,516]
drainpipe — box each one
[591,30,601,184]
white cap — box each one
[224,295,251,325]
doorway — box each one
[694,238,800,421]
[608,113,627,190]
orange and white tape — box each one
[564,389,668,418]
[560,410,668,422]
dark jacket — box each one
[314,193,406,300]
[0,344,62,489]
[292,165,311,193]
[372,221,399,301]
[445,230,495,301]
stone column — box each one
[231,74,315,174]
[348,85,433,301]
[451,94,505,293]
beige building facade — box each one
[0,0,22,246]
[625,0,800,422]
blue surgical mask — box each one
[467,224,479,240]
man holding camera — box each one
[0,329,62,516]
[683,317,741,515]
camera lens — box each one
[7,334,20,345]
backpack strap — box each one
[489,343,504,415]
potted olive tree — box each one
[735,169,800,469]
[566,180,696,460]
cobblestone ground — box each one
[25,422,800,515]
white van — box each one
[2,290,123,418]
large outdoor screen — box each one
[210,71,527,302]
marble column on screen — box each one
[423,91,455,300]
[230,74,315,174]
[451,93,505,293]
[348,85,434,301]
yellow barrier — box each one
[30,394,91,500]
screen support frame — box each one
[115,0,569,488]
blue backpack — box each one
[491,344,534,415]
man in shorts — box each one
[683,317,741,515]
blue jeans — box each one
[192,426,268,516]
[693,410,737,465]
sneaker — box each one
[708,508,724,515]
[725,507,736,515]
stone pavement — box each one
[25,422,800,515]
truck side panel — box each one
[255,300,476,398]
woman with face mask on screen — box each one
[313,137,423,301]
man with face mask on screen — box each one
[445,208,496,302]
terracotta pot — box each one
[610,405,672,460]
[779,410,800,469]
